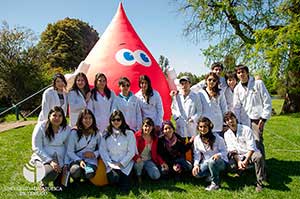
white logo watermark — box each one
[23,160,46,183]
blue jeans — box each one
[134,160,161,180]
[195,158,226,184]
[173,157,193,172]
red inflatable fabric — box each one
[85,3,171,120]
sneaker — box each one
[256,183,263,192]
[205,182,220,191]
[40,182,49,192]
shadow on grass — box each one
[51,176,187,199]
[222,158,299,191]
[50,158,300,198]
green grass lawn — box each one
[0,99,299,199]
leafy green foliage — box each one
[158,55,170,76]
[177,0,300,112]
[0,22,47,110]
[39,18,99,70]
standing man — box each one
[171,76,202,139]
[191,62,227,93]
[233,64,272,159]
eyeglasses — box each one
[122,84,130,87]
[112,118,121,122]
[207,78,217,82]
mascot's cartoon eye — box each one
[115,49,136,66]
[134,50,152,67]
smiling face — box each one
[82,113,93,129]
[179,80,191,93]
[206,75,218,89]
[76,75,87,90]
[163,124,174,139]
[227,77,237,90]
[54,77,66,91]
[49,111,63,127]
[111,117,122,129]
[225,115,238,132]
[96,76,107,91]
[197,122,209,135]
[236,68,249,83]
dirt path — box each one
[0,120,37,133]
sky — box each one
[0,0,211,76]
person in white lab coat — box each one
[192,117,228,191]
[191,62,227,93]
[171,76,202,139]
[99,110,136,193]
[31,106,70,190]
[224,71,238,111]
[223,111,266,192]
[112,77,142,131]
[135,75,163,130]
[68,72,91,127]
[67,109,100,181]
[38,73,68,122]
[198,72,228,136]
[88,73,116,133]
[233,64,272,158]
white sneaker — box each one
[205,182,220,191]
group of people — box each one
[30,62,272,193]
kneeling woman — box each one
[158,120,193,176]
[31,106,70,190]
[67,109,100,181]
[134,118,168,182]
[99,110,136,192]
[192,117,228,191]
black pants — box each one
[107,169,131,192]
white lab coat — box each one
[199,89,228,132]
[224,86,234,111]
[171,91,202,137]
[68,90,88,127]
[193,133,228,166]
[99,129,136,175]
[31,121,71,167]
[135,89,164,127]
[88,91,116,133]
[233,77,272,127]
[38,87,68,122]
[112,93,142,131]
[223,124,258,156]
[66,129,101,166]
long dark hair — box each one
[205,72,220,97]
[75,109,98,141]
[52,73,67,90]
[91,73,111,100]
[197,117,216,150]
[142,117,156,139]
[45,106,67,141]
[139,75,153,104]
[104,110,131,139]
[70,72,90,99]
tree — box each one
[158,55,170,76]
[39,18,99,71]
[0,22,47,110]
[176,0,300,113]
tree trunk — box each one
[281,70,300,114]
